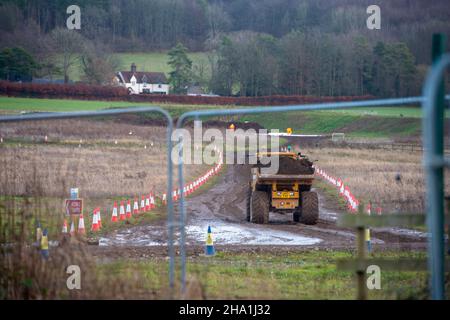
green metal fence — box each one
[0,34,448,300]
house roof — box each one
[117,71,168,84]
[187,85,205,95]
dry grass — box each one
[0,119,166,142]
[0,243,161,299]
[0,118,213,299]
[0,119,209,198]
[305,147,450,213]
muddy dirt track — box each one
[92,164,427,259]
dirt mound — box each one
[277,156,314,175]
[255,156,314,174]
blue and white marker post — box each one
[36,220,43,245]
[365,202,372,253]
[40,228,49,259]
[205,226,215,256]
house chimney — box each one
[131,63,137,73]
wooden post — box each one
[446,196,450,255]
[356,204,367,300]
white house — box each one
[115,63,169,95]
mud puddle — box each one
[100,219,322,247]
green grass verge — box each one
[2,97,447,138]
[244,110,425,138]
[99,250,432,299]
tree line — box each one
[0,0,449,96]
[207,31,419,97]
[1,0,449,63]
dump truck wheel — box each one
[250,191,269,224]
[300,191,319,225]
[293,209,301,222]
[246,186,251,222]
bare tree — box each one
[50,28,85,83]
[80,43,121,85]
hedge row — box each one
[0,81,373,106]
[0,81,128,99]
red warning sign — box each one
[65,199,83,215]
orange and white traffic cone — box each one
[150,193,155,209]
[97,208,102,229]
[62,219,68,234]
[366,202,372,215]
[140,195,145,212]
[173,190,177,202]
[91,209,99,232]
[145,195,150,211]
[133,197,139,215]
[78,214,86,234]
[162,193,167,205]
[119,200,126,221]
[376,206,382,215]
[126,200,132,219]
[70,220,76,236]
[111,201,118,222]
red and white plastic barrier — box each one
[314,166,382,214]
[69,151,225,234]
[171,151,223,202]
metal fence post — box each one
[423,34,447,300]
[175,96,429,295]
[0,107,177,296]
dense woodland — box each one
[0,0,449,97]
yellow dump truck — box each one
[246,152,319,225]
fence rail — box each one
[311,139,450,154]
[0,34,449,300]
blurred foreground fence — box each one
[174,34,449,299]
[331,34,450,300]
[0,34,449,300]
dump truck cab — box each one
[247,152,319,225]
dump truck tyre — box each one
[293,209,301,222]
[300,191,319,225]
[246,186,251,222]
[250,191,269,224]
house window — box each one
[132,80,136,86]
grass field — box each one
[68,52,210,81]
[0,96,445,300]
[2,96,449,138]
[98,250,432,299]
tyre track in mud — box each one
[99,164,427,251]
[183,164,360,247]
[180,164,426,248]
